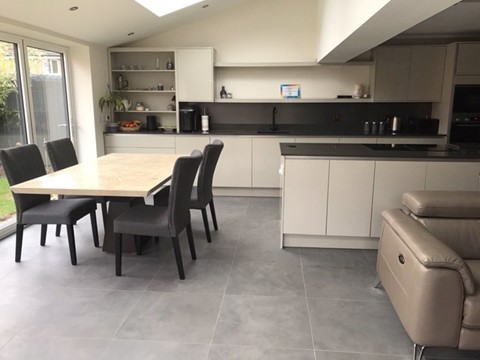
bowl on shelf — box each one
[119,120,142,132]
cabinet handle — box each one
[398,254,405,265]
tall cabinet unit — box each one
[108,48,178,130]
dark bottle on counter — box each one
[220,86,227,99]
[379,121,385,135]
[371,121,378,135]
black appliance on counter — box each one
[405,117,439,135]
[179,106,201,132]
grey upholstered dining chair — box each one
[45,138,108,229]
[154,140,224,243]
[114,150,203,279]
[0,144,99,265]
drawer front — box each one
[105,134,175,148]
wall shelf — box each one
[214,61,374,68]
[112,69,175,73]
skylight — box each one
[135,0,204,17]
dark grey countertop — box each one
[280,143,480,161]
[106,123,446,138]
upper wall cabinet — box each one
[373,45,446,102]
[177,47,215,102]
[456,43,480,76]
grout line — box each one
[300,248,318,360]
[206,196,248,358]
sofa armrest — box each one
[382,209,475,295]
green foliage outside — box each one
[0,176,15,221]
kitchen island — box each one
[280,143,480,249]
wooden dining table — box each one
[10,153,181,252]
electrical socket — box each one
[334,113,341,121]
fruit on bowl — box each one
[119,120,142,132]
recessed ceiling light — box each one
[202,4,209,8]
[135,0,204,17]
[128,32,135,36]
[69,6,79,11]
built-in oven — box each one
[450,85,480,143]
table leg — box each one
[103,197,144,253]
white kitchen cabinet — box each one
[326,160,375,237]
[104,134,175,154]
[456,43,480,76]
[174,135,210,155]
[252,137,294,188]
[371,161,427,237]
[373,45,446,102]
[177,47,215,102]
[212,136,252,187]
[295,137,339,143]
[425,162,480,191]
[283,159,329,235]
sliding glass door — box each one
[0,35,73,238]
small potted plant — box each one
[99,84,125,112]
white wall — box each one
[131,0,318,63]
[0,18,107,161]
[316,0,389,62]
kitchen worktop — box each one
[106,123,445,138]
[280,143,480,160]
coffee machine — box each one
[179,106,201,132]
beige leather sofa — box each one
[377,191,480,360]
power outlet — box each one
[334,113,341,121]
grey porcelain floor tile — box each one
[363,250,379,268]
[303,264,386,301]
[208,344,315,360]
[147,259,232,294]
[237,220,282,250]
[226,260,305,297]
[116,292,222,343]
[100,340,209,360]
[424,347,480,359]
[0,256,160,291]
[233,247,300,266]
[315,350,410,359]
[300,248,371,267]
[308,298,412,356]
[213,295,313,349]
[245,198,281,221]
[12,287,141,339]
[0,337,108,360]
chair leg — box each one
[101,200,108,227]
[55,224,62,237]
[115,233,123,276]
[90,211,99,248]
[40,224,47,246]
[413,344,426,360]
[186,223,197,260]
[134,235,143,256]
[209,199,218,231]
[171,236,185,280]
[201,208,212,243]
[15,224,24,262]
[66,224,77,265]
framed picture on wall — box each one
[280,84,301,99]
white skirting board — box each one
[282,234,379,250]
[213,187,281,197]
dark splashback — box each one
[182,102,432,133]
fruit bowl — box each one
[119,120,142,132]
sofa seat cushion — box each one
[417,218,480,260]
[402,191,480,218]
[463,260,480,330]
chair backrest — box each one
[46,138,79,171]
[196,139,224,203]
[168,150,203,235]
[0,144,50,222]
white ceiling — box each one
[0,0,479,47]
[0,0,255,47]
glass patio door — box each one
[0,37,28,237]
[24,43,71,158]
